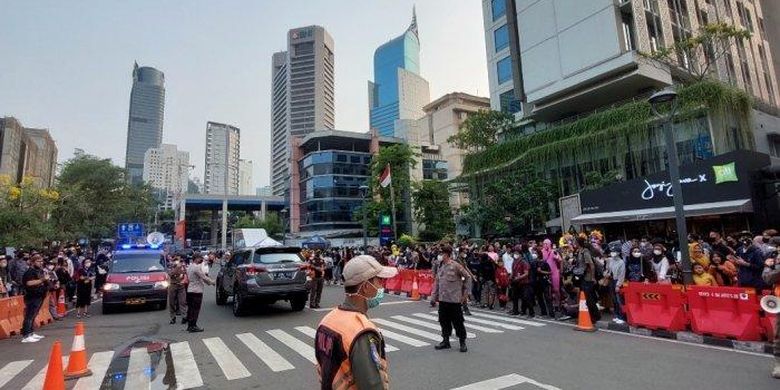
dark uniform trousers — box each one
[437,301,467,341]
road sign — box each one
[379,214,393,246]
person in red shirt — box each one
[495,259,510,309]
[510,246,532,316]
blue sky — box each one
[0,0,488,187]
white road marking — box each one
[311,300,417,311]
[469,310,546,327]
[203,337,252,380]
[390,315,477,338]
[266,329,317,364]
[373,318,449,342]
[372,328,429,347]
[22,356,68,390]
[237,332,296,372]
[0,360,33,389]
[462,316,524,330]
[450,373,561,390]
[73,351,114,390]
[125,347,151,390]
[169,342,203,389]
[412,313,504,333]
[294,326,401,352]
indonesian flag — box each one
[379,164,392,188]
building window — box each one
[494,24,509,52]
[491,0,506,21]
[497,56,512,84]
[621,12,635,52]
[499,90,521,114]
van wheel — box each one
[291,294,307,312]
[233,288,247,317]
[216,284,227,306]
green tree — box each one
[234,213,284,237]
[52,155,158,240]
[447,110,514,153]
[355,144,418,237]
[644,22,751,82]
[0,175,59,247]
[412,180,454,241]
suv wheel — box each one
[233,287,247,317]
[216,282,227,306]
[291,293,307,312]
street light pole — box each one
[359,185,369,249]
[280,208,288,245]
[649,88,692,285]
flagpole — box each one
[390,182,397,241]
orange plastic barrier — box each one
[385,273,402,293]
[35,294,53,328]
[0,296,25,339]
[417,270,434,297]
[623,282,688,332]
[399,269,415,296]
[687,286,762,341]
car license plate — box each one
[275,272,294,280]
[126,298,146,305]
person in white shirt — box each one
[650,243,670,283]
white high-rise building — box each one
[238,159,254,196]
[270,26,336,196]
[204,121,240,195]
[142,143,189,209]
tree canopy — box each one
[447,110,515,153]
[412,180,454,241]
[0,175,59,247]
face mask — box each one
[632,252,642,258]
[84,263,92,269]
[359,281,384,309]
[531,254,538,260]
[47,265,55,271]
[513,254,519,259]
[437,254,443,262]
[610,252,618,258]
[173,261,180,266]
[653,250,662,256]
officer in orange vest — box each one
[315,255,397,389]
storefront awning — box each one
[570,199,752,225]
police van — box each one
[101,244,169,314]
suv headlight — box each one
[153,281,170,290]
[103,283,120,291]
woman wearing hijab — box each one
[689,242,710,268]
[74,258,96,318]
[541,239,561,316]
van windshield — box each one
[253,252,302,264]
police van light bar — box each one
[118,243,160,250]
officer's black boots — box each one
[459,339,467,353]
[434,341,451,350]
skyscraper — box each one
[369,8,430,138]
[125,62,165,184]
[142,144,189,209]
[204,121,240,195]
[238,159,254,196]
[270,26,335,196]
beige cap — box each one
[343,255,398,287]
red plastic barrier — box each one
[760,290,777,341]
[417,270,434,297]
[687,286,762,341]
[623,282,688,332]
[385,273,402,293]
[399,269,415,295]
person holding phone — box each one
[21,254,48,343]
[75,258,96,318]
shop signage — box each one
[579,150,770,214]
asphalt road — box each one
[0,272,777,389]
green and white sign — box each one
[712,162,738,184]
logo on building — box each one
[712,162,738,184]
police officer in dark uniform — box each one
[314,255,398,390]
[432,245,472,352]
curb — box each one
[595,320,774,355]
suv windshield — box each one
[253,252,303,264]
[110,254,166,273]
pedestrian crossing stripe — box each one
[1,310,536,389]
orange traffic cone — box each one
[64,322,92,379]
[43,341,66,390]
[410,277,420,301]
[56,291,67,317]
[574,291,596,332]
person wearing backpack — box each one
[575,235,601,322]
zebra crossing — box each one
[0,309,544,389]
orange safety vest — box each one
[315,308,389,390]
